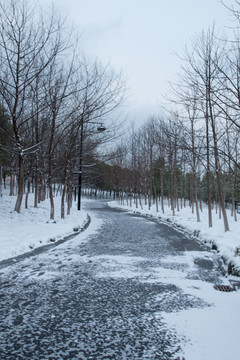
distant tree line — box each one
[93,113,239,232]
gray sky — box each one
[39,0,232,125]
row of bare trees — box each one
[0,0,125,219]
[100,2,240,232]
[104,104,239,232]
[2,0,240,233]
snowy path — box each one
[0,200,238,359]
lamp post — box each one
[77,122,106,210]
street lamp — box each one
[77,122,106,210]
[97,124,106,132]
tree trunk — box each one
[192,176,200,222]
[160,169,164,214]
[170,173,175,216]
[67,184,73,215]
[139,192,143,209]
[3,170,6,189]
[209,111,229,231]
[25,176,31,209]
[34,171,38,207]
[153,182,158,212]
[205,112,212,228]
[9,173,14,196]
[61,185,66,219]
[14,154,24,213]
[49,184,54,220]
[0,165,2,198]
[135,192,138,209]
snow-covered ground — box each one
[1,190,240,359]
[0,190,89,262]
[107,199,240,360]
[2,189,239,276]
[156,263,240,360]
[108,198,240,277]
[93,250,240,360]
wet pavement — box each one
[0,200,223,359]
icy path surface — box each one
[0,200,238,359]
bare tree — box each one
[0,0,69,213]
[171,26,230,230]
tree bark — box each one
[209,104,229,231]
[25,176,31,209]
[34,171,38,208]
[0,165,2,198]
[49,184,54,221]
[14,154,24,213]
[61,185,66,219]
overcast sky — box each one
[39,0,233,125]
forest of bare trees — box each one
[0,0,125,219]
[94,2,240,232]
[1,0,240,233]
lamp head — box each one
[97,124,106,132]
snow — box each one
[162,289,240,360]
[107,199,240,360]
[1,190,240,359]
[149,255,240,359]
[0,190,90,261]
[77,234,240,360]
[108,199,240,276]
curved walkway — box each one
[0,200,228,359]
